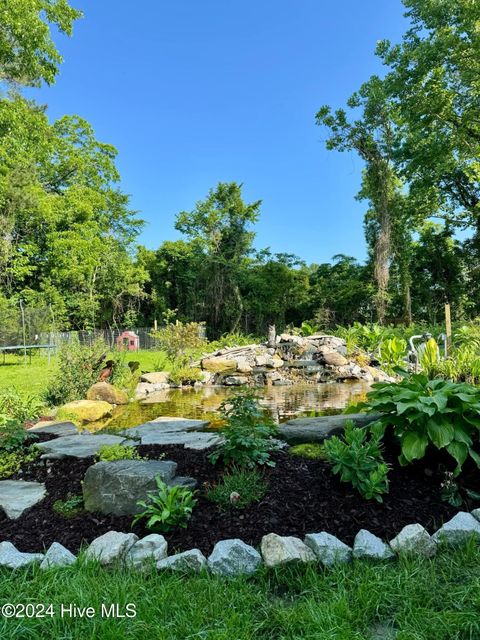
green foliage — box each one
[96,444,141,462]
[419,338,441,377]
[0,445,39,479]
[52,494,84,518]
[209,393,278,468]
[0,388,43,423]
[168,364,203,386]
[363,375,480,475]
[0,416,33,452]
[379,336,407,375]
[289,443,326,459]
[323,421,389,502]
[44,337,107,405]
[206,467,267,510]
[151,319,207,362]
[132,476,197,533]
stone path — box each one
[120,417,222,450]
[0,480,46,519]
[29,421,79,437]
[36,434,137,459]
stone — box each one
[432,512,480,546]
[0,541,44,569]
[320,351,348,367]
[261,533,316,568]
[269,355,284,368]
[127,534,168,569]
[235,357,253,374]
[304,532,352,566]
[86,382,128,405]
[0,480,46,519]
[224,376,249,386]
[471,508,480,522]
[157,549,207,573]
[353,530,394,560]
[56,399,113,424]
[85,531,138,565]
[120,420,221,450]
[83,459,178,515]
[40,542,76,569]
[389,524,436,557]
[201,357,237,374]
[135,382,170,399]
[168,476,197,488]
[278,413,382,444]
[122,416,209,438]
[36,433,137,460]
[208,539,262,577]
[140,371,170,384]
[28,421,79,437]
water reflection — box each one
[97,382,371,431]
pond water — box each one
[92,381,371,431]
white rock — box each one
[127,534,168,569]
[432,512,480,546]
[389,524,436,557]
[40,542,76,569]
[353,530,394,560]
[261,533,316,568]
[207,539,262,577]
[304,532,352,566]
[157,549,207,573]
[0,541,44,569]
[85,531,138,565]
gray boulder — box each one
[432,512,480,546]
[83,459,178,515]
[278,413,383,444]
[40,542,76,569]
[304,532,352,566]
[261,533,316,568]
[127,534,168,569]
[0,480,46,519]
[0,541,44,569]
[36,433,137,460]
[28,422,78,437]
[208,539,262,577]
[353,530,394,560]
[85,531,138,565]
[389,524,436,557]
[157,549,207,573]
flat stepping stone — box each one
[36,433,137,459]
[121,418,220,450]
[136,430,222,450]
[0,480,46,519]
[28,421,79,437]
[121,416,209,437]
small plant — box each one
[379,336,407,375]
[132,476,197,533]
[168,364,203,386]
[52,494,84,518]
[0,389,43,423]
[440,471,463,508]
[150,319,207,362]
[0,416,33,452]
[206,467,267,510]
[209,393,278,468]
[289,443,326,459]
[96,444,141,462]
[0,445,40,479]
[323,421,389,502]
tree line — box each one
[0,0,478,338]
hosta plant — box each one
[362,374,480,475]
[132,476,197,533]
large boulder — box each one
[57,399,112,424]
[83,459,179,515]
[278,412,382,444]
[86,382,128,405]
[0,480,46,519]
[140,371,170,384]
[201,356,237,374]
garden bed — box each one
[2,439,479,555]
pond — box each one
[92,381,371,431]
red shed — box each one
[116,330,139,351]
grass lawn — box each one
[1,545,479,639]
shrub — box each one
[362,374,480,475]
[150,320,207,362]
[209,393,278,468]
[323,420,389,502]
[0,445,40,479]
[52,494,84,518]
[206,467,267,510]
[96,444,141,462]
[0,389,43,423]
[132,476,197,533]
[168,364,203,386]
[0,416,33,452]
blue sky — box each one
[29,0,408,264]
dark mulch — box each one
[2,440,479,556]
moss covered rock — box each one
[86,382,128,405]
[57,399,113,424]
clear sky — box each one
[28,0,409,264]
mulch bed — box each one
[2,439,480,556]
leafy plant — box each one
[206,467,267,510]
[209,393,278,468]
[132,476,197,533]
[0,445,40,479]
[52,494,84,518]
[0,416,34,452]
[96,444,141,462]
[361,374,480,475]
[379,336,407,375]
[419,337,441,378]
[168,364,203,386]
[323,420,389,502]
[289,443,326,459]
[151,320,207,362]
[0,389,43,423]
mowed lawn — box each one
[0,545,480,640]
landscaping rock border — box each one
[2,509,480,576]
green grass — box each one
[0,545,479,639]
[289,443,326,459]
[206,467,268,510]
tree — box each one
[0,0,82,86]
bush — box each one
[0,416,33,452]
[0,445,39,479]
[289,443,326,459]
[52,495,84,518]
[96,444,141,462]
[206,467,267,510]
[132,476,197,533]
[323,420,389,502]
[168,364,203,386]
[150,320,207,362]
[209,393,278,468]
[362,374,480,475]
[0,389,43,423]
